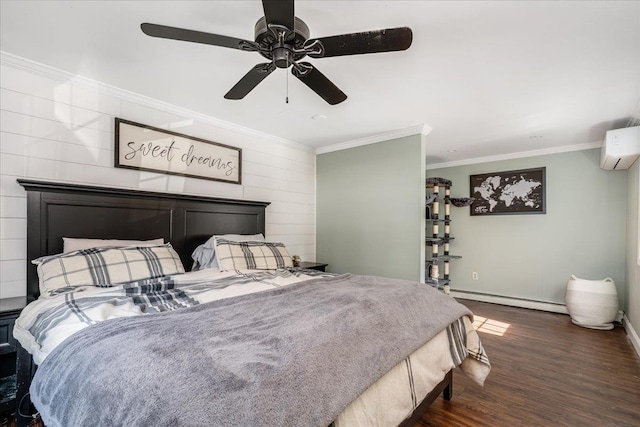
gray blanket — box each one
[31,274,472,427]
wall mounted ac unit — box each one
[600,126,640,170]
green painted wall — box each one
[427,148,627,306]
[625,159,640,336]
[317,135,425,281]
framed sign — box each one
[115,118,242,184]
[470,167,545,216]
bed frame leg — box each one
[443,369,453,400]
[15,343,37,427]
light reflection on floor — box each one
[473,316,511,336]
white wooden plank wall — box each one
[0,55,317,299]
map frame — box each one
[469,167,546,216]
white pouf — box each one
[565,275,618,330]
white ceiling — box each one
[1,1,639,165]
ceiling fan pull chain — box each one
[277,30,289,104]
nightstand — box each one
[0,297,27,420]
[295,262,328,272]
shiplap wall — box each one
[0,54,316,299]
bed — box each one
[13,179,490,427]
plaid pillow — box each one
[215,238,293,271]
[33,244,185,293]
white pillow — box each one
[191,234,265,271]
[63,238,165,253]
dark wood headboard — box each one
[18,179,270,302]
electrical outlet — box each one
[472,272,478,280]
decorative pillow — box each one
[63,237,164,253]
[33,244,185,294]
[214,238,293,271]
[191,234,265,270]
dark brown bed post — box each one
[443,370,453,400]
[15,343,37,427]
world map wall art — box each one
[470,167,546,216]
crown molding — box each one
[0,51,313,153]
[427,141,602,170]
[315,124,431,155]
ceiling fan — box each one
[141,0,413,105]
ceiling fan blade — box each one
[305,27,413,58]
[291,62,347,105]
[141,23,259,52]
[262,0,294,31]
[224,62,277,100]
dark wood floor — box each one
[417,299,640,427]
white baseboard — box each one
[451,290,639,357]
[623,315,640,358]
[450,290,569,314]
